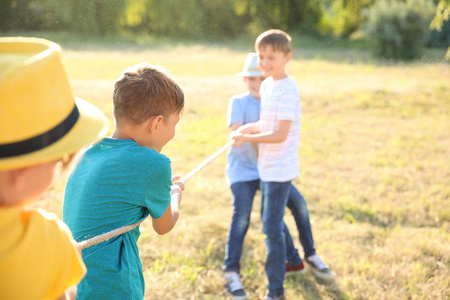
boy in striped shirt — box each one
[231,29,334,300]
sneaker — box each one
[305,254,335,280]
[224,272,248,300]
[286,261,306,276]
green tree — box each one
[0,0,47,31]
[251,0,322,33]
[130,0,241,38]
[0,0,14,30]
[121,0,324,39]
[321,0,373,37]
[430,0,450,59]
[45,0,125,36]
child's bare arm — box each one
[232,120,291,146]
[152,178,184,235]
[236,121,260,134]
[229,122,243,131]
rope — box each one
[179,140,234,184]
[77,140,234,251]
[78,222,143,250]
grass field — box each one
[23,33,450,299]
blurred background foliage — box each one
[365,0,436,60]
[1,0,449,60]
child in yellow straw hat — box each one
[63,62,185,299]
[0,37,108,299]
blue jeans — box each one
[286,184,316,258]
[223,180,303,274]
[260,180,291,298]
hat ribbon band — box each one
[0,105,80,158]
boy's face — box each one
[244,76,265,100]
[257,45,292,80]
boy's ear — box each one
[286,52,292,62]
[147,115,164,134]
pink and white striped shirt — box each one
[258,76,301,182]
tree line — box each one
[1,0,449,59]
[2,0,319,38]
[0,0,427,38]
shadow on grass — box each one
[286,273,346,300]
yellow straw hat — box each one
[0,37,108,171]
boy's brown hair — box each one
[113,63,184,125]
[255,29,292,55]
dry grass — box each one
[30,39,450,300]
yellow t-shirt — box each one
[0,207,86,300]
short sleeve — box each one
[227,96,245,127]
[144,155,172,219]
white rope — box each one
[77,140,234,250]
[78,222,143,250]
[179,140,234,184]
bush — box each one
[365,0,435,60]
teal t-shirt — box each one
[63,138,172,300]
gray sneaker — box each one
[224,272,248,300]
[306,254,336,280]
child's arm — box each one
[229,122,243,131]
[152,176,184,235]
[231,120,291,147]
[235,120,260,134]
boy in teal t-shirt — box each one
[63,63,185,299]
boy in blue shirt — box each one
[232,30,334,300]
[63,63,185,299]
[224,53,333,300]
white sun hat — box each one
[236,52,263,77]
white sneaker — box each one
[224,272,248,300]
[306,254,336,280]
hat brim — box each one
[236,71,264,77]
[0,97,108,171]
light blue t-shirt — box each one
[63,138,172,300]
[226,92,261,185]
